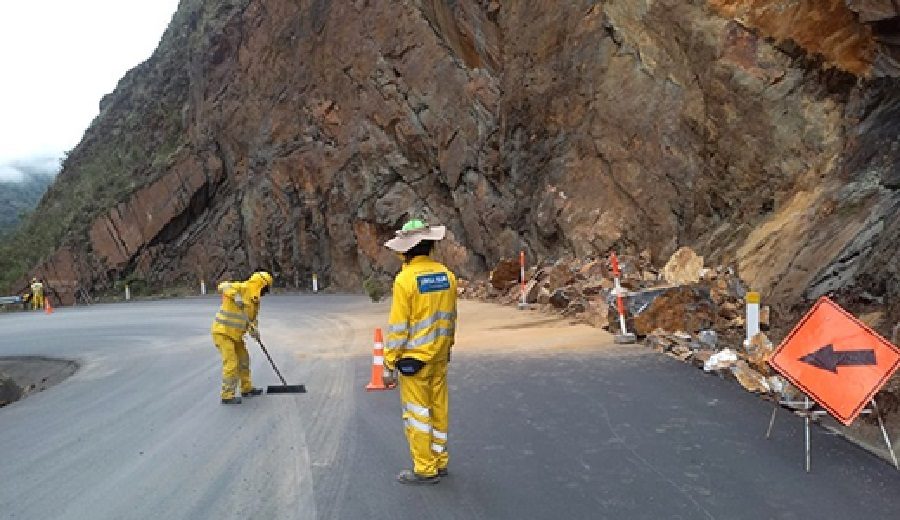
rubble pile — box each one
[460,247,900,411]
[459,247,790,397]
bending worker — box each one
[383,219,458,485]
[211,271,273,404]
[30,278,44,311]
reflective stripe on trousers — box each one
[212,333,253,399]
[398,360,449,476]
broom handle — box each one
[253,336,288,386]
[238,306,288,386]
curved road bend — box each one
[0,295,898,519]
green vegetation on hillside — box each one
[0,0,201,293]
[0,172,54,237]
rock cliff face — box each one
[16,0,900,328]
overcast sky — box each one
[0,1,181,182]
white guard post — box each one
[125,285,131,301]
[200,280,207,295]
[766,394,899,472]
[745,291,760,346]
[312,273,319,293]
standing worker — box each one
[211,271,273,404]
[383,219,458,485]
[30,278,44,311]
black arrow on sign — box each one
[799,344,876,373]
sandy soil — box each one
[285,298,625,362]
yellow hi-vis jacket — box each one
[385,256,458,370]
[211,278,264,340]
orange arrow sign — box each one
[768,297,900,426]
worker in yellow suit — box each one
[211,271,273,404]
[30,278,44,311]
[383,219,457,485]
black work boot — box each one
[221,396,242,404]
[397,469,441,485]
[437,468,449,477]
[241,387,263,397]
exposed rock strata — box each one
[8,0,897,330]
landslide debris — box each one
[460,248,899,420]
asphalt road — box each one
[1,295,899,520]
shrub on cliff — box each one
[363,276,384,303]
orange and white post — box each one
[610,251,636,344]
[365,328,395,391]
[518,250,527,309]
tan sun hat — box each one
[384,219,446,252]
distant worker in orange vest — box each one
[211,271,273,404]
[30,278,44,311]
[383,219,458,485]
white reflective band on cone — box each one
[373,356,384,365]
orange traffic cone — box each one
[366,328,394,391]
[44,298,53,315]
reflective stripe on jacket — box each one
[211,280,261,340]
[385,256,457,369]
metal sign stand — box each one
[765,393,899,472]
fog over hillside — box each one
[0,156,58,235]
[0,155,60,182]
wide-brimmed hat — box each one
[384,219,446,252]
[249,271,273,287]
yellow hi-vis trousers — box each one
[212,333,253,399]
[399,360,449,476]
[32,293,44,311]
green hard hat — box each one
[401,219,428,231]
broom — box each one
[246,320,306,394]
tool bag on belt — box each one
[396,358,426,376]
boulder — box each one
[718,301,740,320]
[698,330,718,349]
[646,330,675,352]
[661,247,704,285]
[545,262,576,292]
[534,286,551,305]
[549,288,572,309]
[565,299,587,315]
[759,305,771,331]
[490,258,521,289]
[691,350,714,370]
[667,343,694,362]
[579,300,611,328]
[731,360,770,394]
[704,348,739,371]
[578,260,607,279]
[744,332,775,374]
[627,286,716,336]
